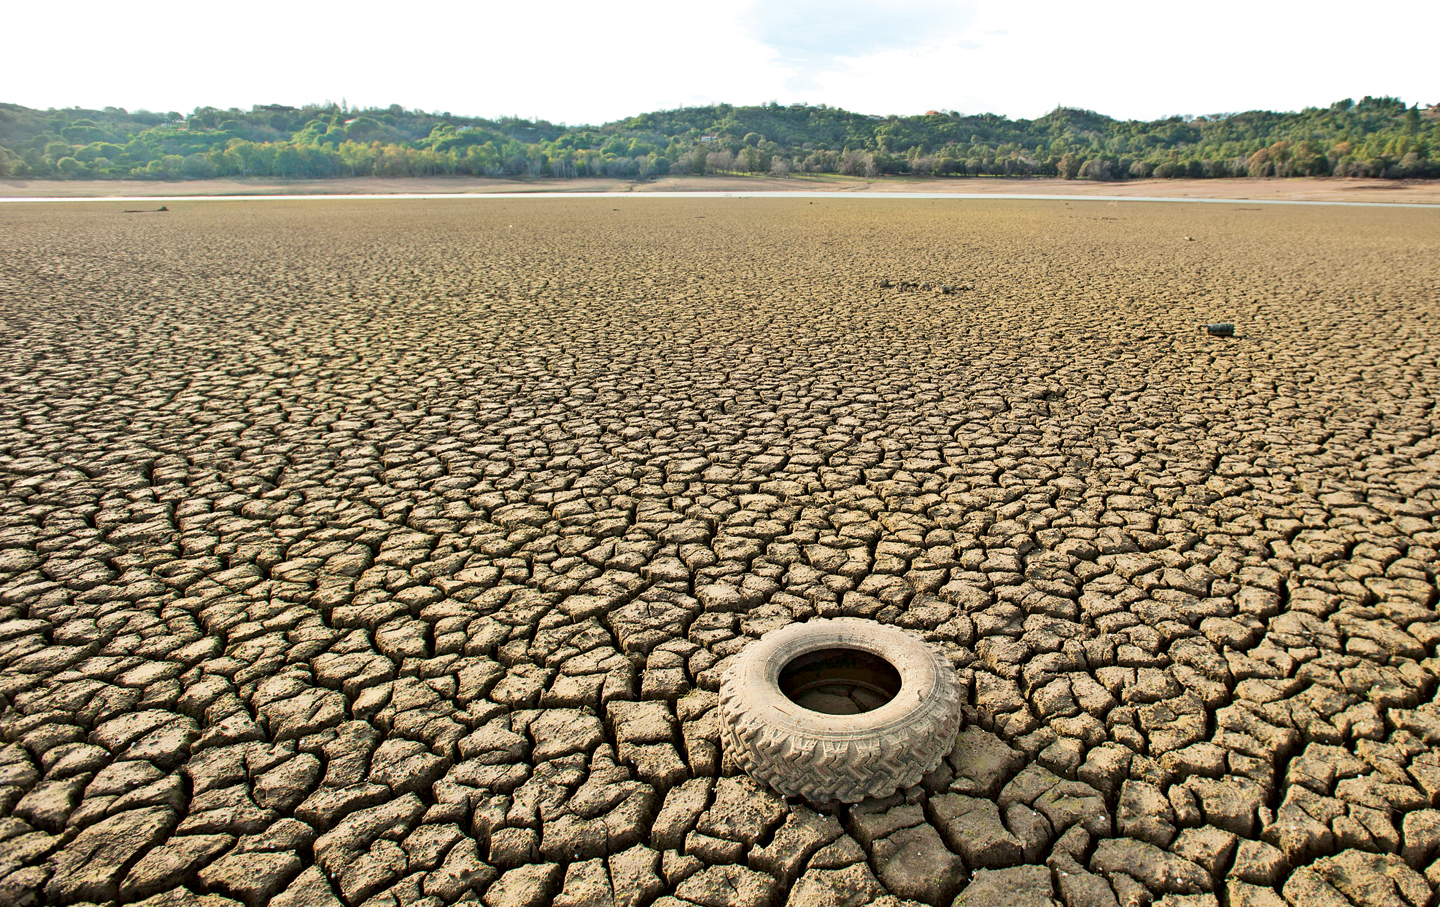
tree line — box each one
[1,96,1435,182]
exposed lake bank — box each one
[5,173,1440,205]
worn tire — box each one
[718,618,962,803]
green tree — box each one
[1078,158,1116,180]
[182,153,216,179]
[2,96,1435,185]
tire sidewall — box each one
[721,618,961,801]
[727,618,946,742]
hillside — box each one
[1,96,1435,182]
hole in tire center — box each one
[779,648,902,715]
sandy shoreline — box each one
[5,173,1440,205]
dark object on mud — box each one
[880,279,969,293]
[1206,323,1235,337]
[719,619,961,803]
[123,206,168,214]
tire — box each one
[718,618,962,803]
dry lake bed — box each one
[1,197,1439,907]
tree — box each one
[705,150,735,173]
[182,153,216,179]
[1,97,1434,185]
[274,145,302,178]
[1078,158,1116,181]
[1247,148,1273,178]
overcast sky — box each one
[8,1,1437,124]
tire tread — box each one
[718,624,961,803]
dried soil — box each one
[1,198,1439,907]
[5,175,1440,205]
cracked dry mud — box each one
[0,197,1438,907]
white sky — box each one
[7,1,1437,125]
